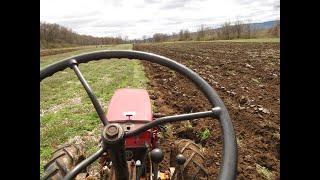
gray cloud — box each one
[144,0,161,4]
[136,19,152,23]
[159,0,193,9]
[91,21,135,28]
[61,11,102,19]
[58,18,97,28]
[235,0,257,4]
[274,1,280,10]
[108,0,125,7]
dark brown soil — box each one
[133,42,280,179]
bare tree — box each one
[40,22,126,48]
[183,29,191,40]
[179,30,184,41]
[242,23,251,39]
[124,35,129,42]
[268,20,280,37]
[153,33,168,42]
[234,20,243,39]
[142,35,147,42]
[196,25,206,40]
[178,29,191,41]
[221,22,232,40]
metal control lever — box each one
[172,154,186,180]
[135,160,141,180]
[150,148,164,180]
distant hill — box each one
[251,20,279,30]
[133,19,280,43]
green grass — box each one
[40,44,119,52]
[40,44,133,68]
[198,128,210,141]
[40,44,148,175]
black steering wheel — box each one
[40,50,237,180]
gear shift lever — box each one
[150,148,164,180]
[172,154,186,180]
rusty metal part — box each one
[107,161,138,180]
[129,160,136,179]
[105,125,119,138]
[102,123,125,146]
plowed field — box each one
[134,42,280,179]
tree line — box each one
[41,20,280,47]
[40,22,125,49]
[138,20,280,43]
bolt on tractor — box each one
[40,50,237,180]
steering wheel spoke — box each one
[70,60,108,125]
[62,148,105,180]
[125,107,221,138]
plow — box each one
[40,50,237,180]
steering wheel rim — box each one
[40,50,237,180]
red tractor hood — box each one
[106,88,153,122]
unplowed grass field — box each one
[40,44,148,175]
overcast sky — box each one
[40,0,280,40]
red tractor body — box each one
[106,88,157,149]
